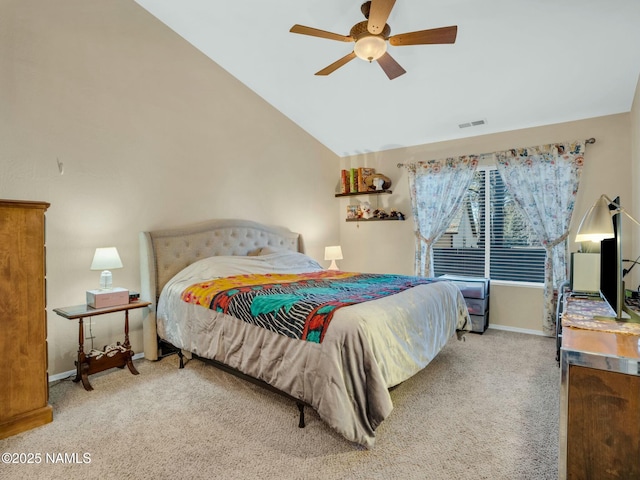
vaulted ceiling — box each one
[135,0,640,157]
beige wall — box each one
[1,0,339,376]
[2,1,638,376]
[339,114,633,334]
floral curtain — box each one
[495,141,585,336]
[407,156,480,277]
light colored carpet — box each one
[0,329,559,480]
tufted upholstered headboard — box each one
[139,218,300,360]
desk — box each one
[53,301,151,391]
[559,296,640,479]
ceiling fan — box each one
[290,0,457,80]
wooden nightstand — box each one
[53,301,151,391]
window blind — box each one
[433,167,545,283]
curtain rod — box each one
[396,137,596,168]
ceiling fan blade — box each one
[315,52,357,76]
[389,25,458,46]
[290,24,353,42]
[367,0,396,34]
[377,52,406,80]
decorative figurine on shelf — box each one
[390,210,406,220]
[374,209,389,219]
[360,201,373,219]
[365,174,392,191]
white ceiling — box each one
[134,0,640,157]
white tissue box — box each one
[86,287,129,308]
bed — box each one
[139,218,470,448]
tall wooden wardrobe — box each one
[0,199,53,439]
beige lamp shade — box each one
[575,195,615,243]
[90,247,123,290]
[324,245,343,271]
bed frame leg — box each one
[297,402,305,428]
[177,350,184,369]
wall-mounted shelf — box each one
[335,190,392,198]
[346,217,405,222]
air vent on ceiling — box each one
[458,119,487,129]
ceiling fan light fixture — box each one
[354,35,387,62]
[291,3,457,78]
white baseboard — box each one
[488,324,548,337]
[49,352,145,383]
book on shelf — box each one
[346,205,359,219]
[358,167,376,192]
[339,167,377,193]
[340,169,350,194]
[349,168,358,193]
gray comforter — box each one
[156,251,470,447]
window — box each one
[433,166,545,283]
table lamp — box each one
[575,194,640,322]
[325,246,343,271]
[90,247,123,290]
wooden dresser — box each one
[559,295,640,479]
[0,199,53,439]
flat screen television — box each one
[599,196,622,317]
[596,196,640,322]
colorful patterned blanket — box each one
[181,271,435,343]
